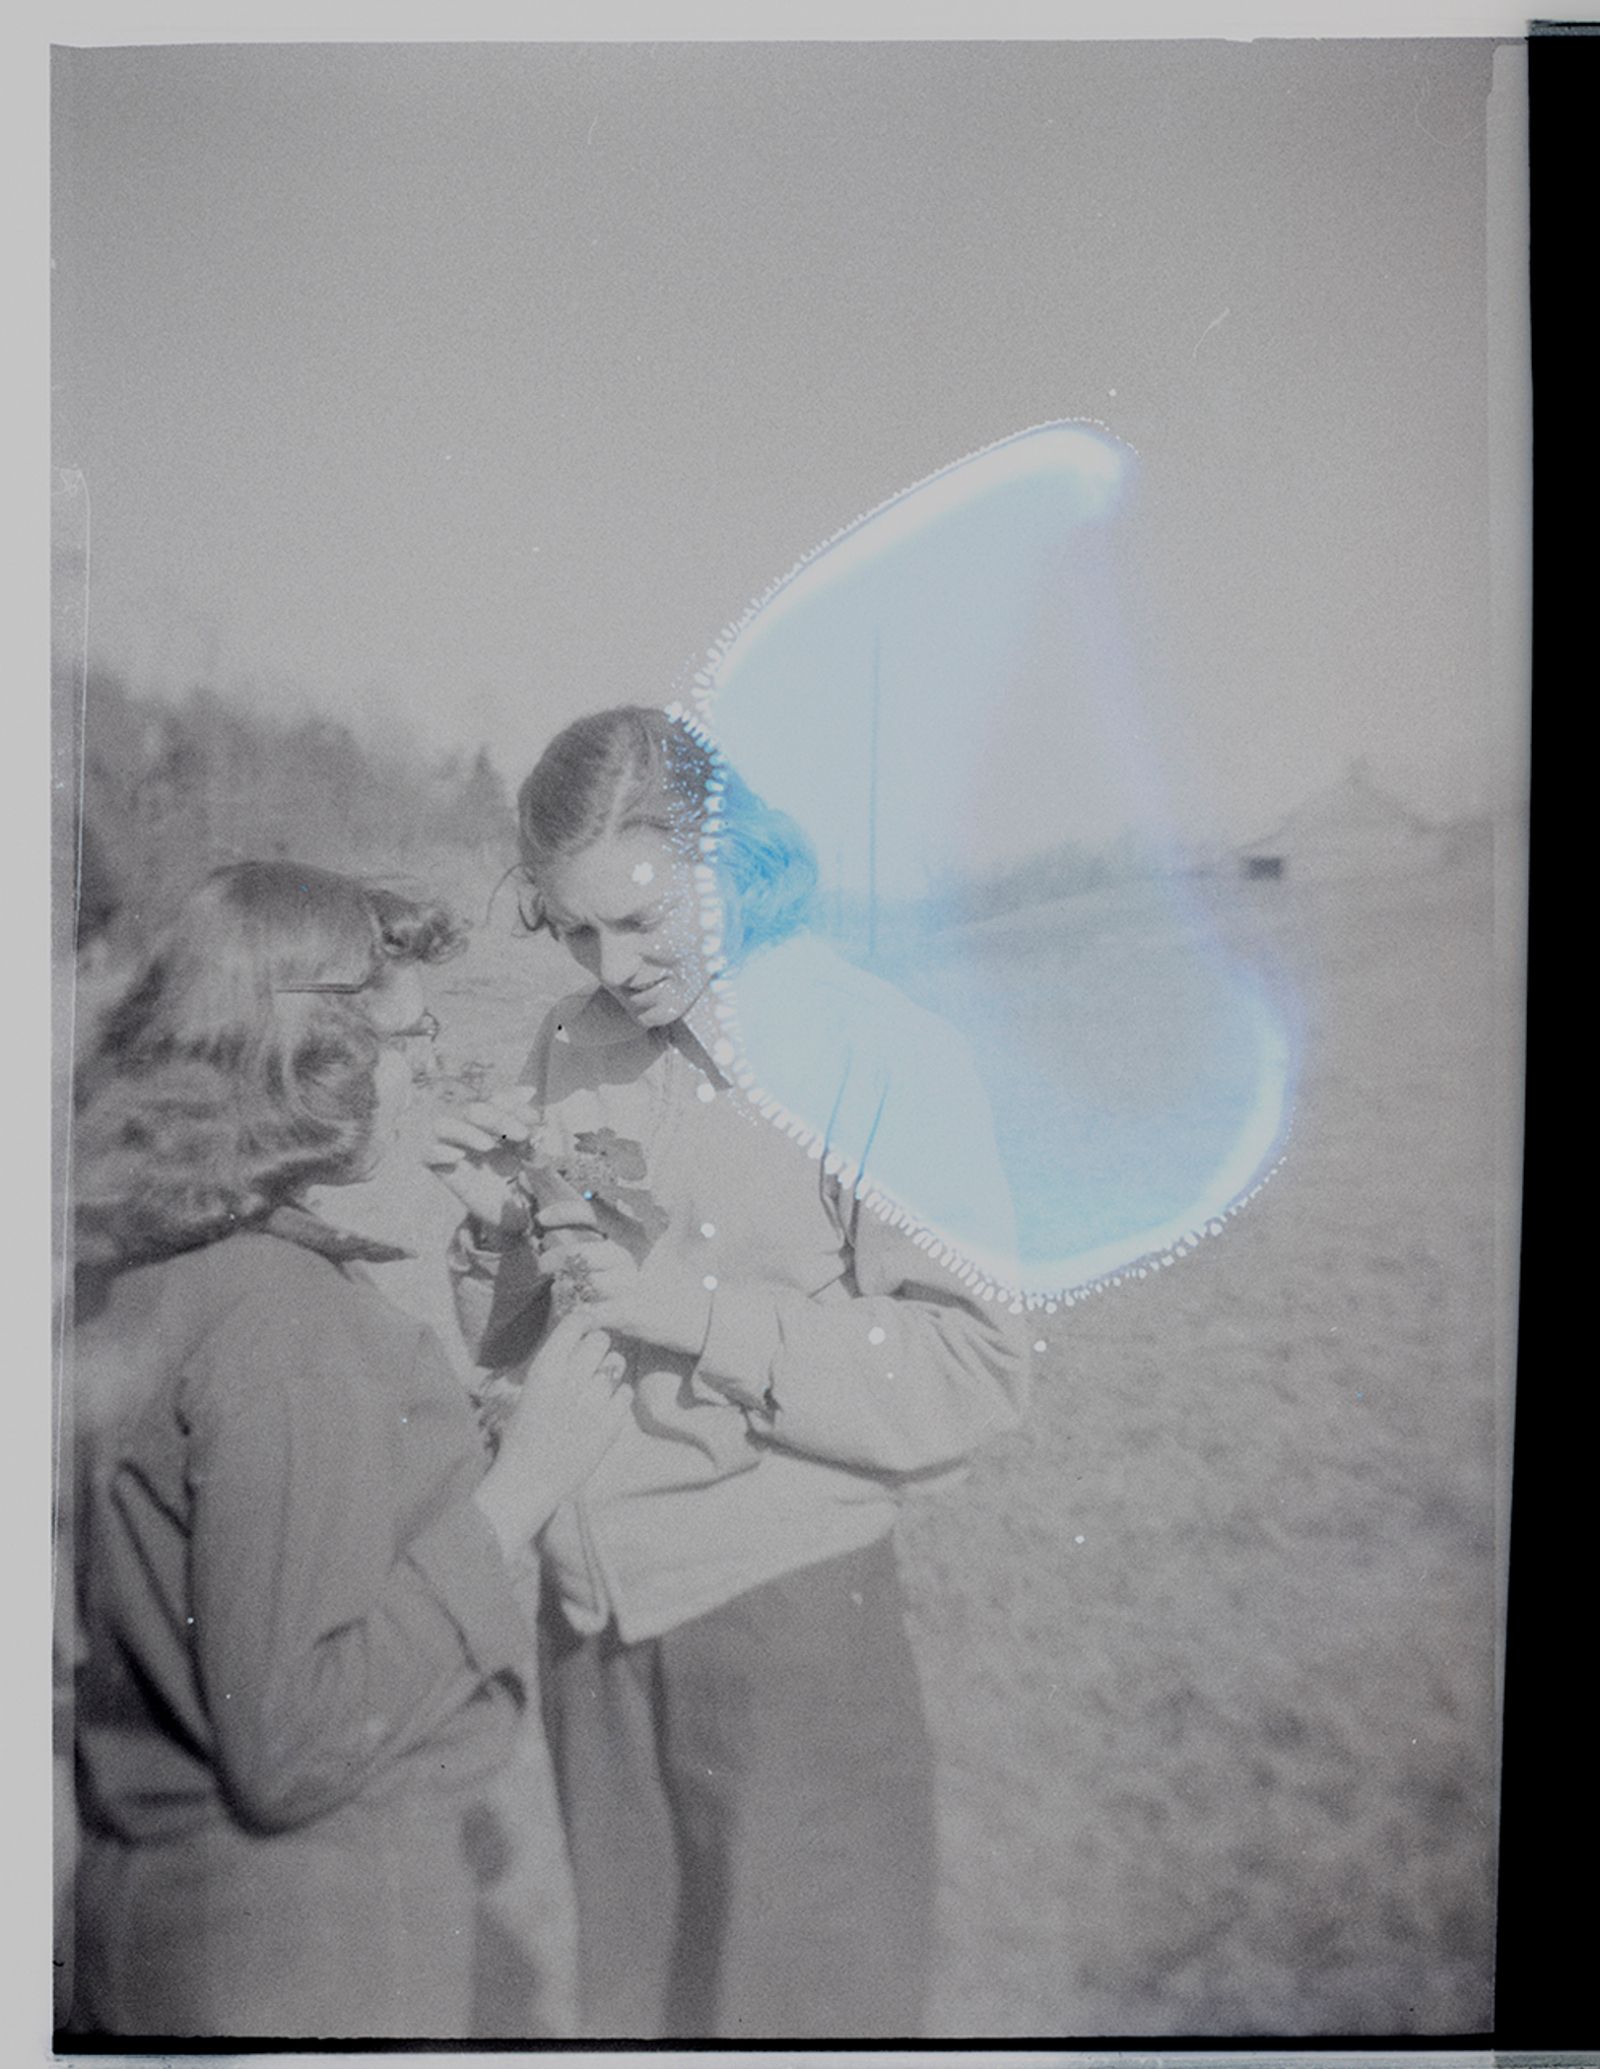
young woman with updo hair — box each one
[66,861,631,2040]
[432,707,1030,2039]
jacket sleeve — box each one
[183,1285,535,1835]
[693,1022,1033,1476]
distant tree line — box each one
[54,666,518,954]
[58,667,1296,964]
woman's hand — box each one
[425,1092,541,1238]
[584,1250,715,1360]
[472,1311,633,1556]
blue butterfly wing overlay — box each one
[678,422,1296,1303]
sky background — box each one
[52,37,1519,847]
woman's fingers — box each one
[538,1312,629,1386]
[464,1094,538,1138]
[428,1096,538,1158]
[533,1318,637,1412]
[426,1119,501,1162]
[535,1201,602,1235]
[425,1158,527,1232]
[422,1098,544,1233]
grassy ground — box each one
[896,854,1508,2035]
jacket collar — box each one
[261,1202,415,1266]
[551,986,730,1088]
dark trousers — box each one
[538,1533,937,2040]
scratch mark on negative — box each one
[1192,308,1231,358]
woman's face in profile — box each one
[539,828,718,1031]
[348,963,434,1179]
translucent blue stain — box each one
[689,421,1297,1299]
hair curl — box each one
[73,862,465,1273]
[515,706,817,963]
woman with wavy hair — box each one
[432,707,1030,2039]
[66,860,630,2041]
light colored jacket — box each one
[451,934,1032,1643]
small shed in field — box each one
[1237,760,1443,883]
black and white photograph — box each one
[46,18,1530,2051]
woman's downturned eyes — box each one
[557,916,658,944]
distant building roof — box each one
[1240,758,1434,856]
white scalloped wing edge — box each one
[659,418,1300,1314]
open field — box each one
[897,852,1511,2035]
[71,844,1513,2038]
